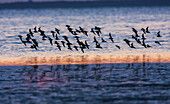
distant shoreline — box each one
[0,0,170,9]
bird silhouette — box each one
[72,31,78,35]
[42,35,47,41]
[157,31,161,37]
[63,36,69,42]
[147,44,152,48]
[141,34,146,40]
[48,37,53,45]
[136,39,141,44]
[30,44,37,50]
[79,26,84,32]
[34,27,38,33]
[51,31,55,38]
[131,35,136,39]
[141,28,146,34]
[29,29,34,37]
[75,29,81,33]
[109,33,114,43]
[115,45,120,49]
[80,46,85,53]
[18,35,27,46]
[55,28,60,35]
[85,40,89,49]
[93,36,98,43]
[74,46,79,51]
[96,42,102,49]
[146,26,150,33]
[155,41,161,45]
[123,39,131,46]
[142,39,147,48]
[83,31,88,36]
[95,26,101,33]
[18,35,23,41]
[32,39,38,47]
[95,31,100,37]
[61,41,65,47]
[101,38,107,42]
[67,45,72,51]
[90,28,96,35]
[38,27,42,32]
[132,28,140,37]
[55,33,59,40]
[130,43,135,48]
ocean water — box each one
[0,6,170,103]
[0,63,170,104]
[0,7,170,65]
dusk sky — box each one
[0,0,103,3]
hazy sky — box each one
[0,0,102,3]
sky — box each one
[0,0,103,3]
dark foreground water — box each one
[0,63,169,104]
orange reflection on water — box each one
[0,53,170,66]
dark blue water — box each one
[0,63,169,104]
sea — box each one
[0,6,170,104]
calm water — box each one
[0,63,170,104]
[0,6,170,103]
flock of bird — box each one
[18,25,162,53]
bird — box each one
[74,46,79,51]
[80,46,85,53]
[83,31,88,36]
[95,31,100,37]
[123,39,131,46]
[72,31,78,35]
[79,26,84,32]
[18,35,27,46]
[132,28,140,37]
[38,27,42,32]
[146,26,150,33]
[61,41,65,47]
[30,44,37,50]
[85,40,89,49]
[131,35,136,39]
[42,35,47,41]
[55,28,60,35]
[155,41,161,45]
[130,43,135,48]
[136,39,141,44]
[141,34,146,40]
[109,33,114,43]
[96,42,102,49]
[115,45,120,49]
[18,35,23,41]
[75,29,81,33]
[67,45,72,51]
[56,44,61,51]
[157,31,161,37]
[32,39,38,47]
[29,29,34,37]
[48,37,53,45]
[147,44,152,48]
[51,31,55,37]
[101,38,107,42]
[90,28,96,35]
[93,36,98,43]
[63,36,69,42]
[94,26,101,33]
[141,28,146,34]
[34,27,38,33]
[55,33,59,40]
[142,39,147,48]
